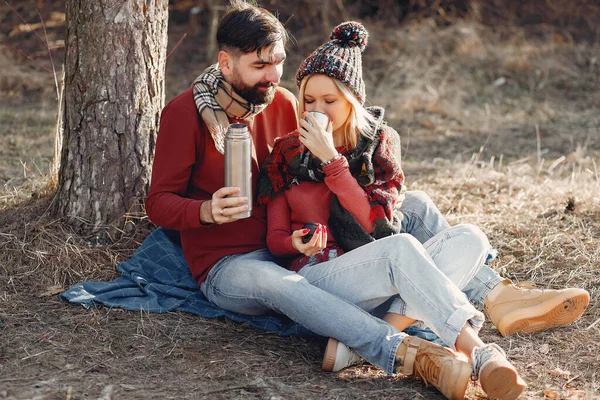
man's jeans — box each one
[201,231,485,375]
[398,191,504,309]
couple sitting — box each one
[144,2,590,399]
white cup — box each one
[307,111,329,128]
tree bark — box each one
[206,0,220,63]
[56,0,168,241]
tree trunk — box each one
[56,0,168,242]
[206,0,220,63]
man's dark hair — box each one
[217,0,288,56]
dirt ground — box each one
[1,1,599,399]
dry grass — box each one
[1,3,599,400]
[0,50,54,98]
[0,49,58,209]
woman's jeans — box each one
[201,232,485,375]
[397,191,504,309]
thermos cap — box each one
[301,222,319,244]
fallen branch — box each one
[586,317,600,330]
[200,385,267,396]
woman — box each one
[275,18,590,375]
[258,21,526,400]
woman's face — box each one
[303,75,352,137]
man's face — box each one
[223,40,286,105]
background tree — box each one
[54,0,168,241]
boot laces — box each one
[413,347,450,387]
[471,343,506,380]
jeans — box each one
[386,223,491,318]
[201,235,485,375]
[398,191,504,308]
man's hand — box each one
[200,187,249,224]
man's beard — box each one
[230,70,276,105]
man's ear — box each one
[218,50,233,78]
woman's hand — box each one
[298,112,338,164]
[291,223,328,256]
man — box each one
[146,1,296,284]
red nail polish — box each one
[303,228,310,234]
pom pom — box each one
[330,21,368,51]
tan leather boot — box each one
[484,280,590,336]
[396,336,472,400]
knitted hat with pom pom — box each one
[296,21,369,104]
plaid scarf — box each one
[192,64,268,154]
[257,107,406,252]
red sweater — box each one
[146,87,298,284]
[266,152,373,266]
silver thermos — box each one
[224,123,252,219]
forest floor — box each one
[1,1,599,399]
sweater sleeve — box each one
[145,101,207,231]
[322,157,374,234]
[266,191,299,257]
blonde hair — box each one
[298,75,375,150]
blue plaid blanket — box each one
[61,227,313,336]
[61,227,442,343]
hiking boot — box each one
[396,336,472,400]
[471,343,527,400]
[322,338,362,372]
[484,280,590,336]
